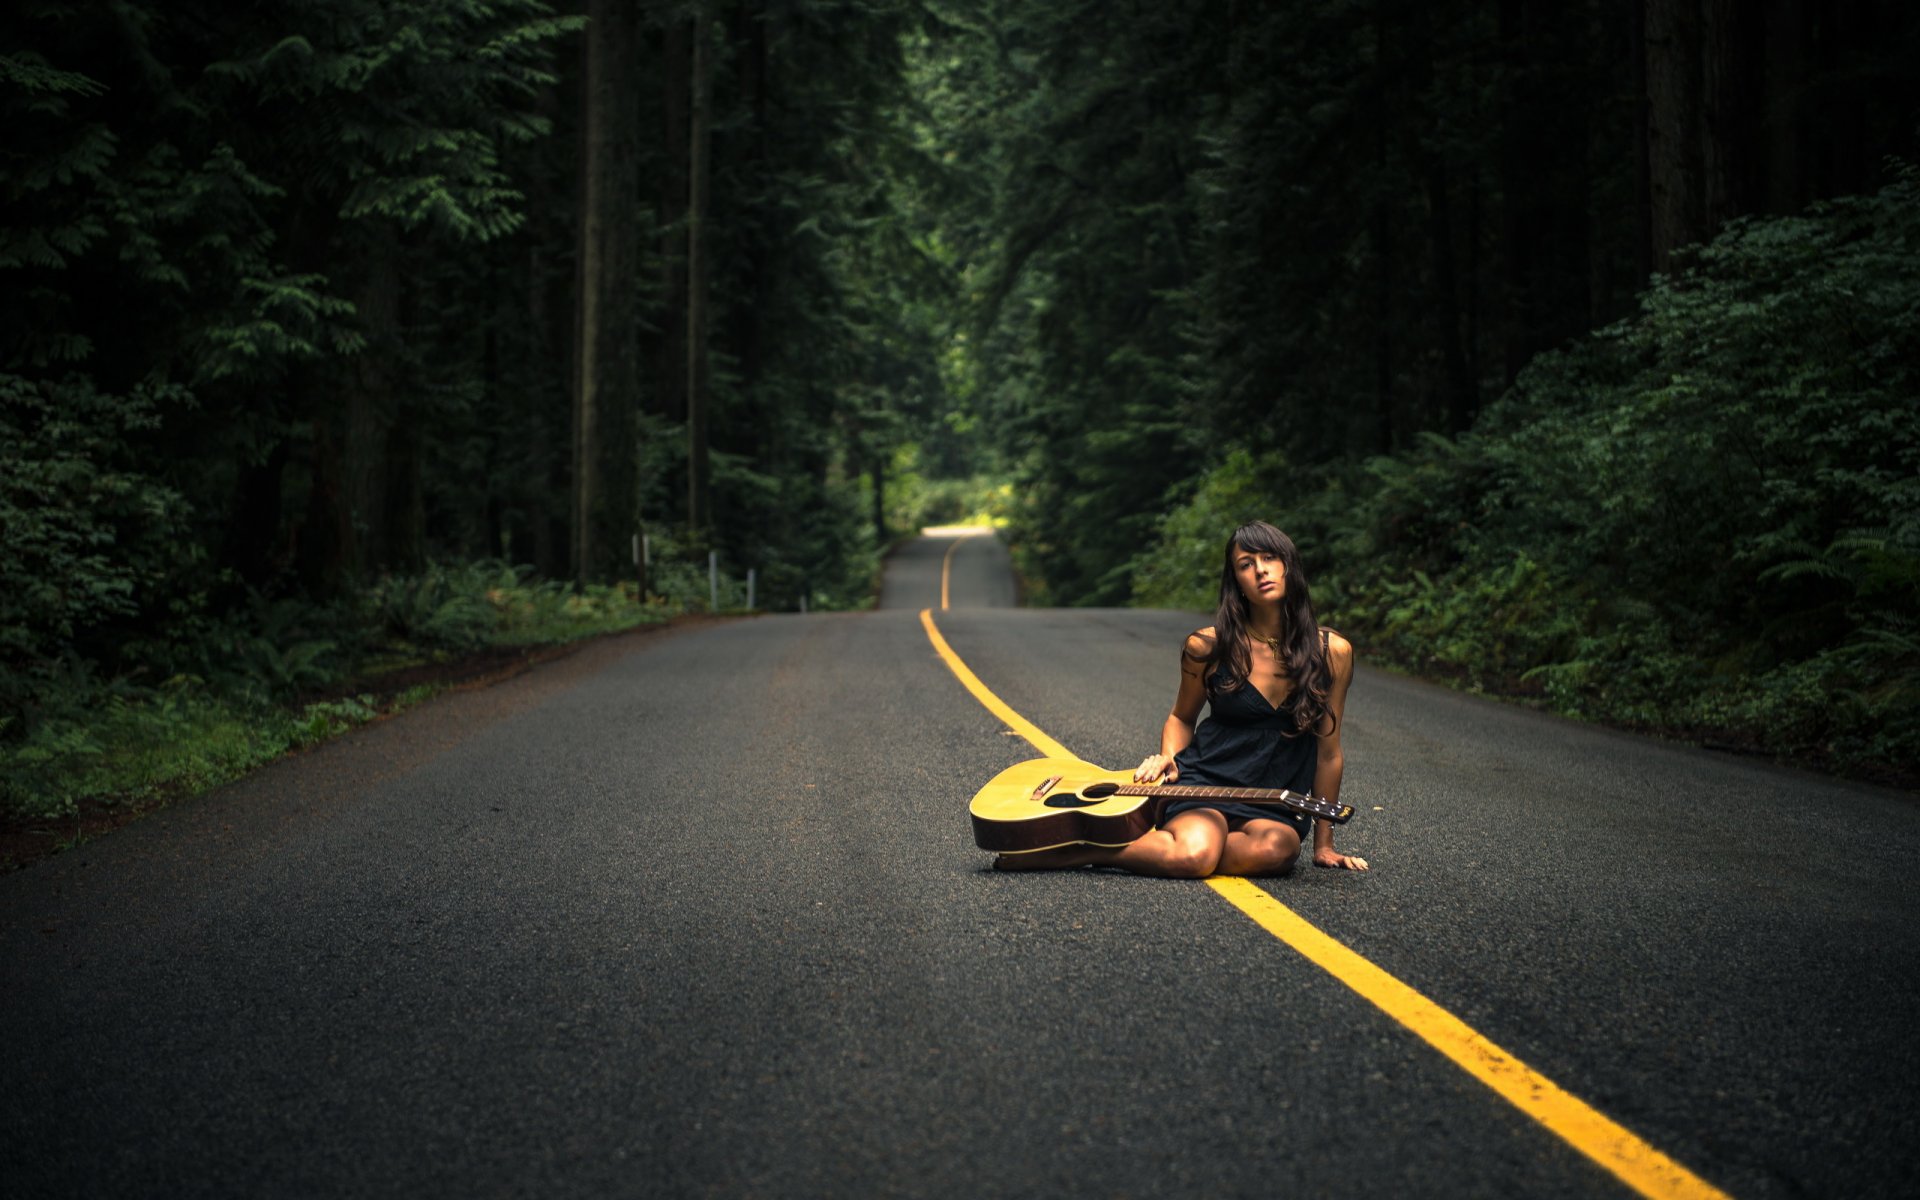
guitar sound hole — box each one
[1041,781,1121,809]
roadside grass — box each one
[0,564,681,867]
[2,691,341,858]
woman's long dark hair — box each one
[1194,521,1334,736]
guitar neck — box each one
[1119,782,1350,823]
[1122,783,1295,803]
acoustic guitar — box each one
[970,757,1354,854]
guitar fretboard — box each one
[1116,783,1346,821]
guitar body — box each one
[969,759,1162,854]
[968,758,1353,854]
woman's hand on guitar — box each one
[1313,847,1369,871]
[1133,754,1178,784]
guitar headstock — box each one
[1302,793,1354,825]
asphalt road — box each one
[3,531,1916,1198]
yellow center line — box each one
[940,536,964,611]
[920,608,1728,1200]
[920,608,1080,763]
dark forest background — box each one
[3,0,1917,823]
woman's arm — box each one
[1135,631,1212,782]
[1311,632,1368,870]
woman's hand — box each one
[1134,754,1179,784]
[1313,847,1369,871]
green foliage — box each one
[1131,448,1278,611]
[484,573,661,641]
[366,562,505,652]
[1,0,949,831]
[203,2,582,243]
[882,443,1009,532]
[0,676,329,825]
[362,559,670,648]
[907,0,1224,606]
[0,374,196,708]
[1140,173,1920,777]
[675,0,955,612]
[0,557,667,823]
[286,694,379,749]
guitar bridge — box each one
[1029,775,1062,802]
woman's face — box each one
[1233,544,1286,605]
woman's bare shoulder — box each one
[1183,627,1218,660]
[1323,628,1354,667]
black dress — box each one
[1165,641,1320,839]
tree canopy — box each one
[3,0,1916,809]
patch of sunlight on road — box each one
[920,524,997,537]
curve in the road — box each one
[921,607,1729,1200]
[880,525,1013,612]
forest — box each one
[3,0,1917,828]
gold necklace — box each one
[1255,632,1283,661]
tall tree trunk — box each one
[1701,0,1762,231]
[738,1,770,400]
[302,410,349,598]
[738,1,776,560]
[1406,2,1473,432]
[1760,0,1809,214]
[1371,212,1394,452]
[1645,0,1766,270]
[1587,0,1631,320]
[1425,159,1474,432]
[1631,0,1654,282]
[226,436,289,591]
[576,0,644,585]
[1559,3,1595,340]
[1498,0,1593,379]
[520,240,551,571]
[571,45,593,586]
[869,447,886,546]
[523,79,570,577]
[1466,170,1482,402]
[1645,0,1705,272]
[345,235,401,576]
[1813,0,1868,199]
[483,275,505,561]
[384,411,424,574]
[1497,0,1533,382]
[389,241,426,573]
[1368,0,1394,455]
[282,201,346,597]
[657,19,690,424]
[686,1,714,538]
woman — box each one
[997,521,1368,876]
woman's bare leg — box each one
[993,810,1228,877]
[1216,818,1302,877]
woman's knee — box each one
[1246,827,1302,875]
[1152,837,1213,875]
[1164,840,1222,878]
[1156,812,1227,877]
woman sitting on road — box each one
[996,520,1369,876]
